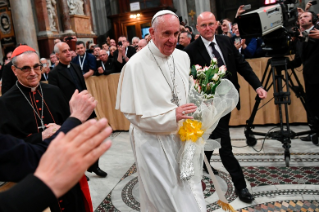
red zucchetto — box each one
[11,45,36,58]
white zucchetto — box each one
[151,10,179,24]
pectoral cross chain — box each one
[171,92,179,106]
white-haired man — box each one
[40,58,50,81]
[116,10,205,211]
[131,36,140,47]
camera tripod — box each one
[244,56,316,167]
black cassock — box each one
[0,82,70,143]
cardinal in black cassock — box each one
[0,45,94,212]
[0,82,69,144]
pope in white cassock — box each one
[116,10,207,212]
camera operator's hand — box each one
[309,28,319,39]
[235,5,245,18]
[234,41,242,50]
[305,2,312,11]
[256,87,267,99]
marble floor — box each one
[88,125,319,212]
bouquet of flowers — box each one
[178,58,238,211]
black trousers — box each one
[305,81,319,132]
[208,113,246,190]
[88,159,99,170]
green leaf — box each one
[190,66,197,78]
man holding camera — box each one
[113,36,136,72]
[291,11,319,143]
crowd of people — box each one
[0,2,318,212]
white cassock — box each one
[116,41,206,212]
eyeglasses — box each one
[200,23,215,29]
[14,63,43,73]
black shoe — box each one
[87,167,107,177]
[86,175,90,181]
[300,135,311,141]
[235,188,254,203]
[203,165,219,175]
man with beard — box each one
[290,11,319,143]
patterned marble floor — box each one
[87,125,319,212]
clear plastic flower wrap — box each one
[178,78,239,181]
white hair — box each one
[152,14,179,31]
[132,36,140,43]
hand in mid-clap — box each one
[176,103,197,122]
[97,67,104,74]
[35,118,112,198]
[69,90,97,123]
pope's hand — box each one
[176,103,197,122]
[256,87,267,99]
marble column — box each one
[34,0,51,36]
[10,0,39,51]
[83,0,94,34]
[58,0,74,34]
[173,0,189,24]
[195,0,210,17]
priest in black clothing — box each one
[0,46,69,144]
[49,42,107,178]
[0,45,94,212]
[95,49,120,76]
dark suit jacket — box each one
[0,174,57,212]
[95,58,120,76]
[291,26,319,85]
[112,46,136,72]
[185,35,262,109]
[48,62,96,119]
[40,73,49,81]
[1,61,17,95]
[0,117,82,212]
[71,52,97,74]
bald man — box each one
[185,11,267,204]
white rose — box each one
[195,65,202,71]
[203,66,209,71]
[212,58,217,63]
[219,65,227,74]
[212,74,219,81]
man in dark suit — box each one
[291,11,319,142]
[96,49,120,76]
[112,36,136,72]
[72,41,96,79]
[0,118,112,212]
[185,12,267,203]
[176,31,192,50]
[40,58,50,81]
[49,42,107,178]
